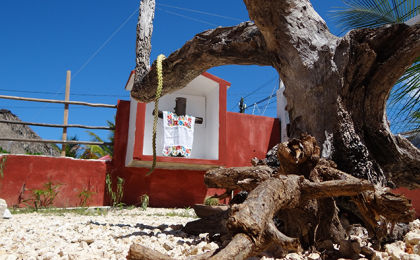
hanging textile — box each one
[162,111,195,157]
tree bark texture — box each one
[128,135,414,260]
[134,0,155,88]
[132,0,420,190]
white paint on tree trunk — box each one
[277,82,289,143]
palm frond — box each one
[389,56,420,117]
[330,0,420,35]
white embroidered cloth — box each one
[162,111,195,157]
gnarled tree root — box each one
[127,136,414,260]
[127,174,376,259]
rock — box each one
[199,233,209,241]
[352,240,362,254]
[347,224,369,241]
[410,220,420,231]
[402,253,420,260]
[3,209,12,219]
[339,239,354,259]
[163,242,174,251]
[406,231,420,245]
[185,247,200,256]
[80,237,94,244]
[264,144,280,170]
[307,253,321,260]
[157,233,166,239]
[372,251,388,260]
[41,252,55,260]
[385,241,406,260]
[287,252,303,260]
[0,199,6,218]
[361,245,375,257]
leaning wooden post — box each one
[61,70,71,157]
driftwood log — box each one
[127,135,414,259]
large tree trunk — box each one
[128,0,420,258]
[132,0,420,190]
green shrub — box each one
[0,147,10,154]
[77,187,97,207]
[139,194,149,211]
[23,180,63,210]
[204,196,219,206]
[106,174,125,208]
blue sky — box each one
[0,0,349,144]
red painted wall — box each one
[226,112,280,167]
[0,154,107,207]
[393,188,420,218]
[109,101,280,207]
[0,100,280,208]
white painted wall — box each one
[406,14,420,25]
[141,75,220,160]
[125,96,138,166]
[205,85,219,160]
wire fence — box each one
[0,71,116,157]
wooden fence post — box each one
[61,71,71,157]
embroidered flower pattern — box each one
[166,112,193,129]
[163,112,194,158]
[163,146,191,157]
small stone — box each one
[5,255,17,260]
[3,209,12,219]
[163,242,174,251]
[372,251,385,260]
[185,247,199,256]
[81,237,95,244]
[406,232,420,245]
[339,239,354,258]
[287,252,303,260]
[199,233,209,241]
[402,253,420,260]
[41,252,55,260]
[202,244,213,252]
[157,233,166,239]
[308,253,321,260]
[385,241,406,260]
[361,246,375,257]
[352,240,362,254]
[79,241,88,250]
[0,198,6,218]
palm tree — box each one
[51,135,83,158]
[79,115,115,159]
[330,0,420,134]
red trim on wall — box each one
[133,102,146,160]
[124,70,135,91]
[202,71,231,88]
